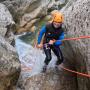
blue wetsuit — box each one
[38,23,64,65]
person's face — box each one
[53,22,62,28]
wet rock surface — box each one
[17,67,77,90]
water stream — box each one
[15,34,57,79]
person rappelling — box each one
[37,11,65,72]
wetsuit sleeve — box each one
[54,32,64,46]
[37,26,46,44]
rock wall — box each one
[0,3,15,44]
[1,0,66,34]
[61,0,90,90]
[0,35,21,90]
[0,3,21,90]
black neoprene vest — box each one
[43,23,64,43]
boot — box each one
[55,65,59,72]
[55,63,63,72]
[42,64,47,73]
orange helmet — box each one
[52,12,64,23]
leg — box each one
[43,44,52,65]
[51,45,63,65]
[42,44,52,72]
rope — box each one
[43,35,90,78]
[43,35,90,46]
[62,36,90,41]
[59,36,90,78]
[60,66,90,78]
[22,35,90,78]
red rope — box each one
[60,35,90,78]
[60,66,90,78]
[25,35,90,78]
[62,36,90,41]
[44,35,90,46]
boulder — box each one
[17,68,77,90]
[0,3,15,44]
[0,3,14,36]
[0,36,20,90]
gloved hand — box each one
[49,40,56,45]
[37,43,43,48]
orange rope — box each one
[44,35,90,46]
[22,35,90,77]
[43,36,90,78]
[60,36,90,78]
[60,66,90,78]
[21,64,33,71]
[62,36,90,41]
